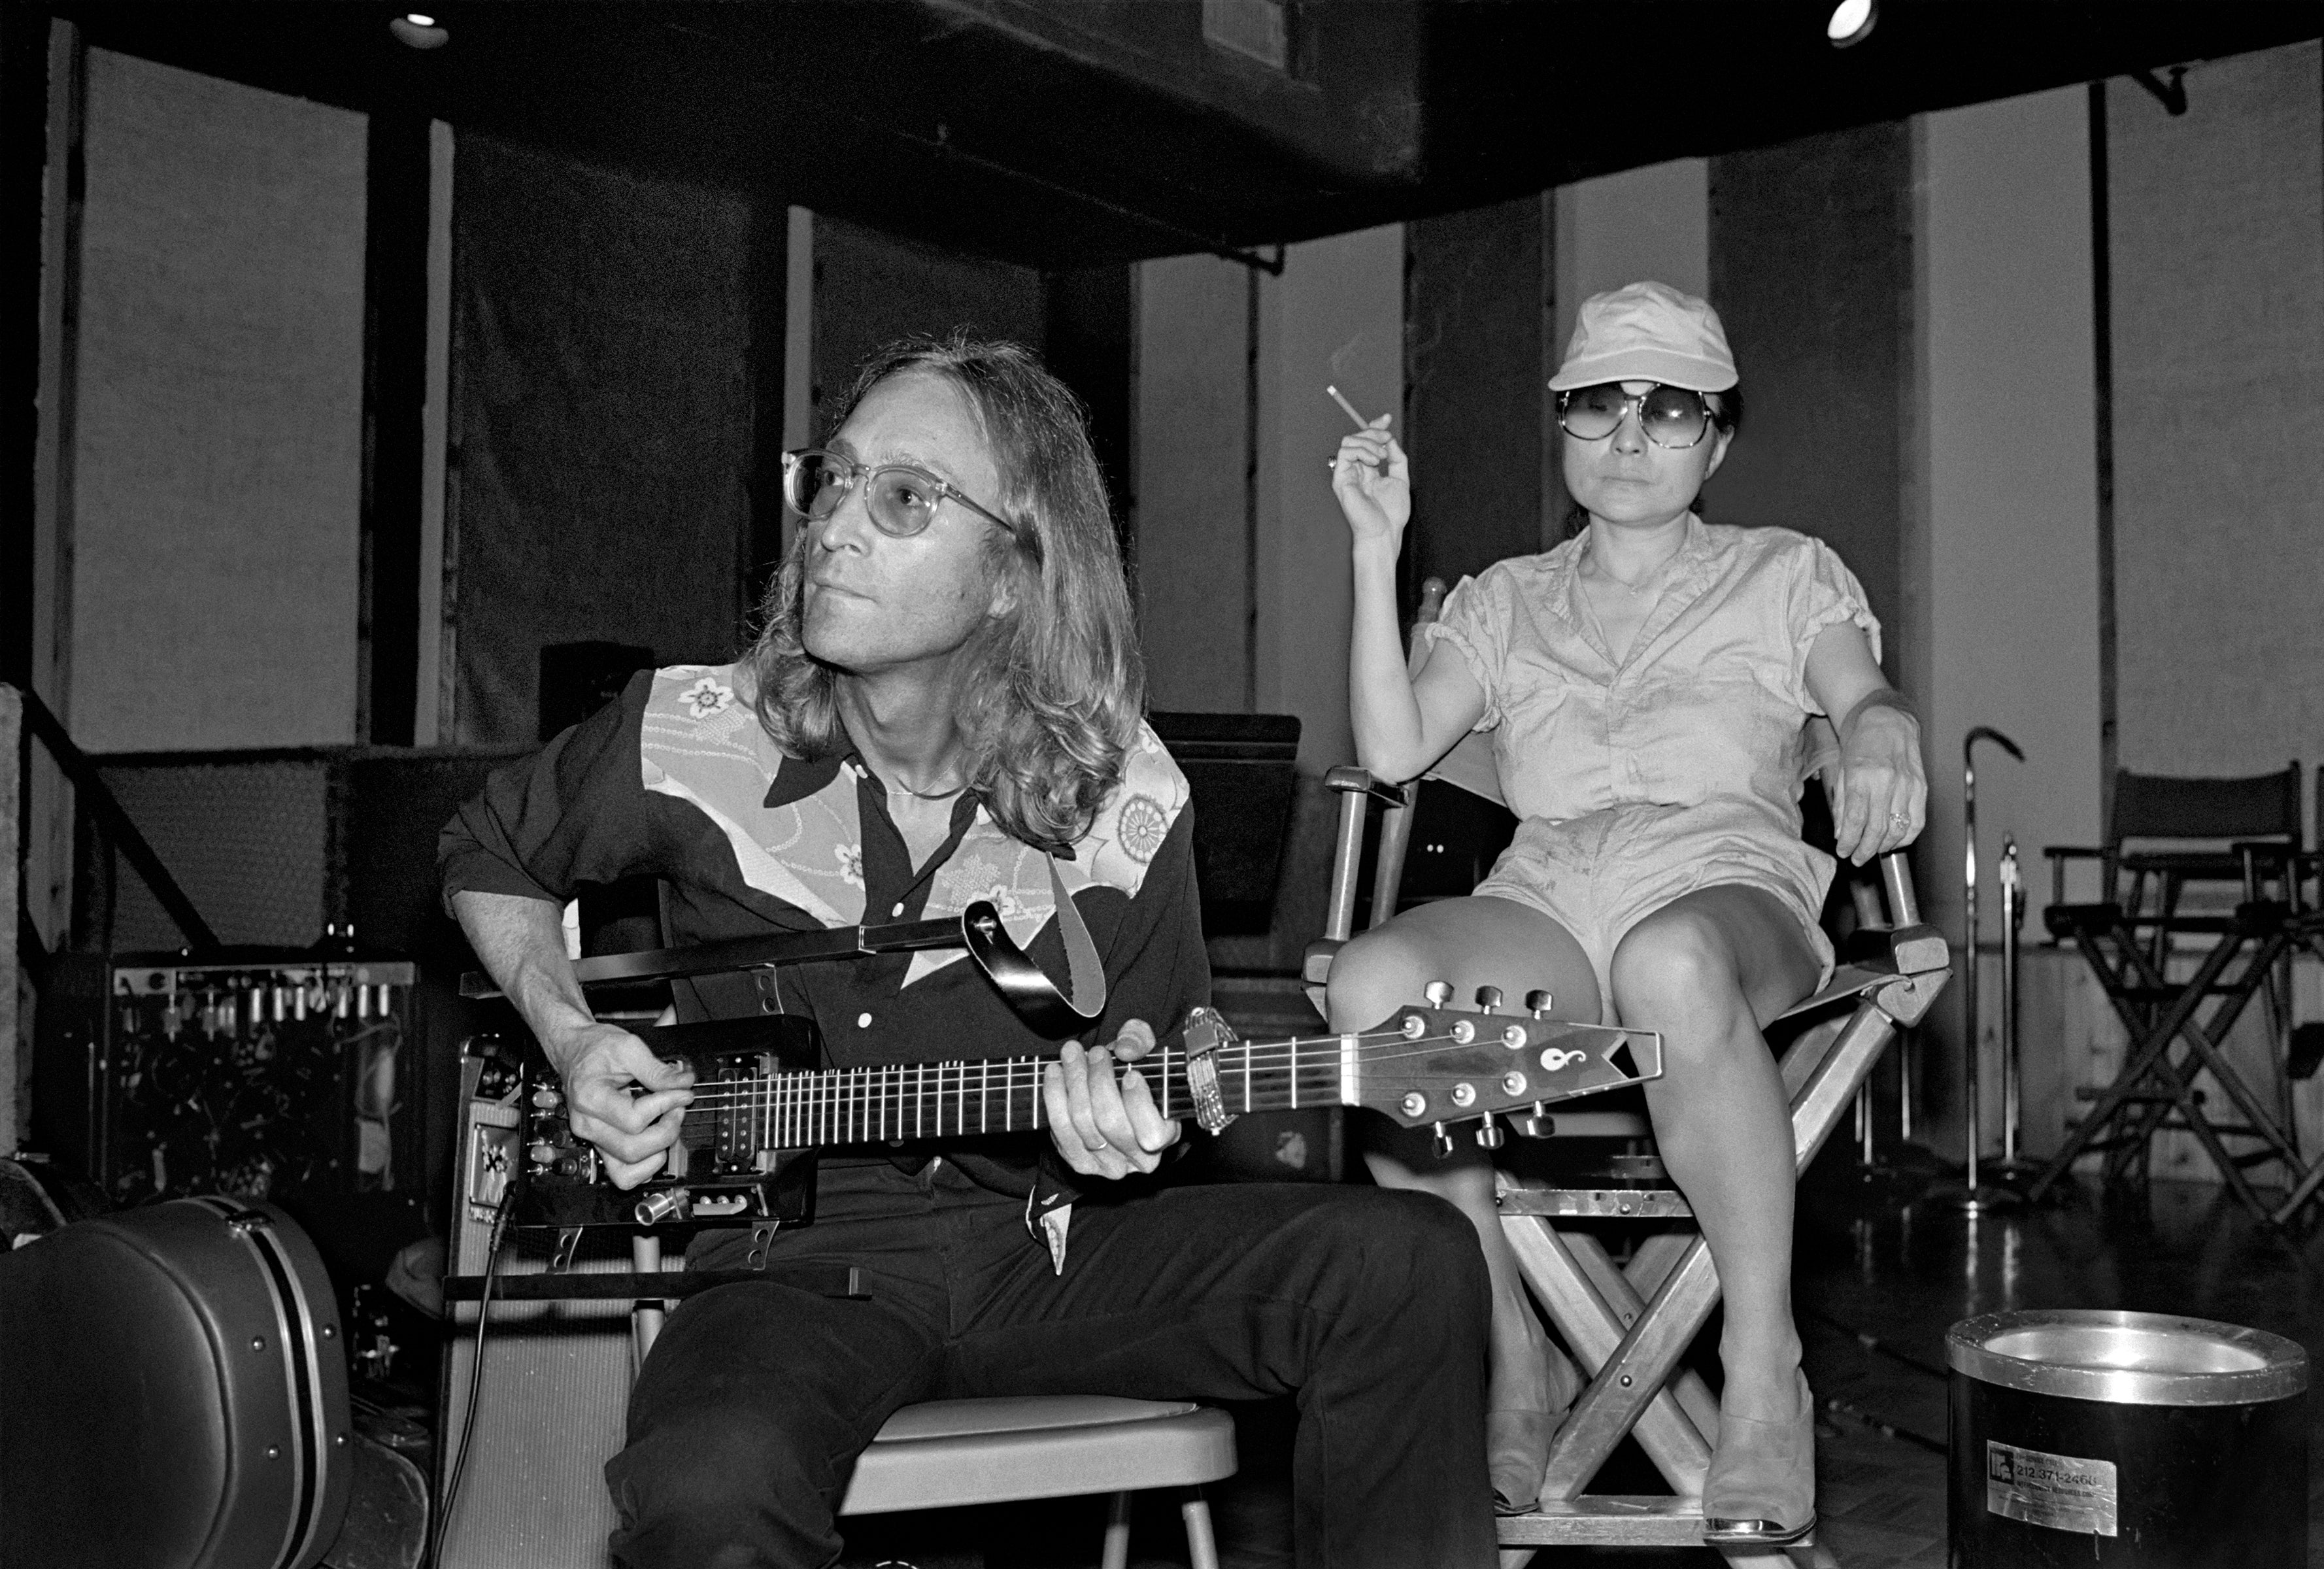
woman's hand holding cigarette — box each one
[1331,413,1409,546]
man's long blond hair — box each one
[746,334,1145,855]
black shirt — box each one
[439,661,1211,1206]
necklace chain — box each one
[888,774,966,801]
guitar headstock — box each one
[1352,985,1662,1145]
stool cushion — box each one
[839,1397,1236,1515]
[870,1395,1199,1442]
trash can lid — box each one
[1948,1309,2306,1407]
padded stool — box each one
[840,1396,1236,1569]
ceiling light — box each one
[389,13,449,49]
[1826,0,1876,48]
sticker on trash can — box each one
[1985,1440,2117,1536]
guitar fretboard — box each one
[688,1037,1373,1149]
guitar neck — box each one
[706,1038,1355,1149]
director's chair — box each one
[1302,728,1949,1565]
[2027,763,2309,1223]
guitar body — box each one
[474,1016,827,1236]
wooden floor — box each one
[838,1148,2324,1568]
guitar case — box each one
[0,1196,353,1569]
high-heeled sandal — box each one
[1489,1338,1582,1515]
[1700,1369,1817,1545]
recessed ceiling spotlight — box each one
[1827,0,1876,48]
[389,12,449,50]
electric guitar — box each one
[460,998,1662,1236]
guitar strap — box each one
[954,854,1108,1036]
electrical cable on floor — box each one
[1802,1306,1949,1382]
[1819,1394,1947,1456]
[1798,1305,1951,1455]
[428,1192,513,1568]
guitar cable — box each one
[429,1187,513,1568]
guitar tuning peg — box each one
[1475,1112,1506,1151]
[1430,1122,1455,1159]
[1474,985,1503,1013]
[1423,980,1454,1007]
[1515,1101,1556,1139]
[1524,990,1553,1017]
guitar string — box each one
[663,1032,1604,1111]
[663,1030,1480,1109]
[662,1032,1615,1120]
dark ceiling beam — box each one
[42,1,2323,271]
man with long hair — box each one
[443,335,1496,1567]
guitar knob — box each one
[1424,980,1454,1007]
[1474,985,1503,1013]
[1524,990,1553,1017]
[1475,1113,1506,1151]
[633,1187,692,1226]
[1430,1122,1455,1159]
[1515,1107,1556,1139]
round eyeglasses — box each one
[1556,382,1718,450]
[782,448,1020,542]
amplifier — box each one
[435,1045,633,1569]
[29,952,416,1207]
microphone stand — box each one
[1993,836,2043,1183]
[1930,726,2025,1213]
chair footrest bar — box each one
[1498,1497,1813,1547]
[1498,1189,1694,1220]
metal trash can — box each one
[1947,1309,2306,1566]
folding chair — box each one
[2027,764,2309,1222]
[1302,735,1950,1564]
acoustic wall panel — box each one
[1707,122,1911,652]
[69,50,367,753]
[2108,42,2324,790]
[446,134,756,747]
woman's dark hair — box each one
[1706,382,1743,433]
[745,333,1145,855]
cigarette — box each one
[1325,384,1374,430]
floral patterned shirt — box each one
[439,661,1207,1205]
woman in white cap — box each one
[1326,280,1925,1540]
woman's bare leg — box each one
[1607,885,1819,1423]
[1328,895,1601,1506]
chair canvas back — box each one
[2109,764,2303,851]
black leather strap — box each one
[956,854,1108,1038]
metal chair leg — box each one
[1181,1487,1221,1569]
[1101,1489,1132,1569]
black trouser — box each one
[605,1158,1495,1569]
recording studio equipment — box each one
[433,1048,633,1569]
[0,1196,352,1569]
[1932,724,2026,1213]
[1147,711,1301,935]
[31,951,416,1208]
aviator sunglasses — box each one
[781,448,1024,544]
[1555,382,1720,450]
